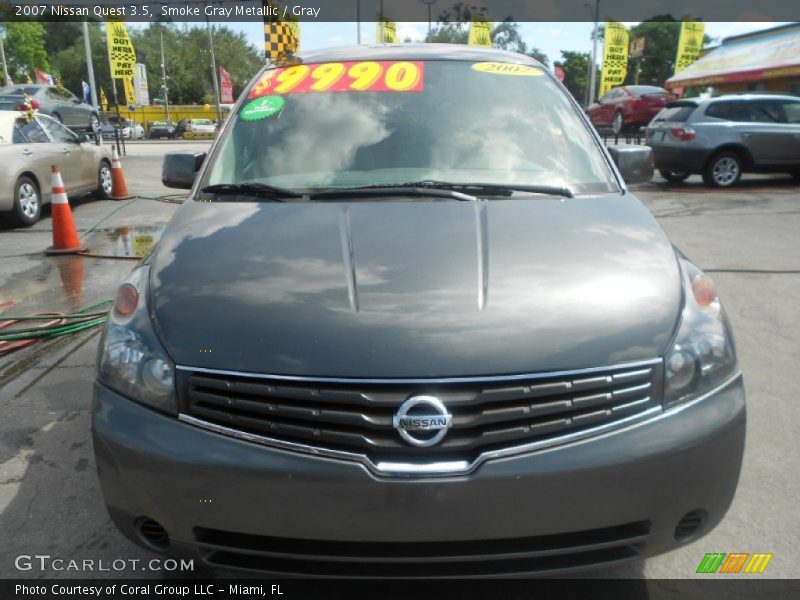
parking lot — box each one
[0,141,798,580]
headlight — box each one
[664,257,738,407]
[97,265,176,414]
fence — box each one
[601,126,647,146]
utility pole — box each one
[0,34,10,87]
[378,0,386,43]
[356,0,361,44]
[82,21,98,109]
[204,11,223,126]
[421,0,437,36]
[160,29,170,120]
[587,0,600,106]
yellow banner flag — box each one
[468,19,493,47]
[106,21,136,79]
[599,22,629,97]
[376,19,398,43]
[100,88,109,111]
[122,77,136,106]
[674,21,705,75]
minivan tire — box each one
[703,152,742,187]
[660,169,690,183]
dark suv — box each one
[93,45,745,577]
[646,94,800,186]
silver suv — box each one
[646,94,800,187]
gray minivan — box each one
[646,93,800,186]
[93,45,745,576]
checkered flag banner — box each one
[262,0,300,63]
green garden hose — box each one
[0,298,113,350]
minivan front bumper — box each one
[92,374,745,577]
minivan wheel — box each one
[7,176,41,227]
[660,169,690,183]
[703,152,742,187]
[611,111,625,136]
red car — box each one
[586,85,678,135]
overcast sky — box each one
[227,21,791,68]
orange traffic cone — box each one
[45,166,87,255]
[110,145,132,200]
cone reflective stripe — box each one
[46,166,87,255]
[110,145,132,200]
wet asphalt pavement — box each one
[0,142,798,583]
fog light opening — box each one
[135,516,170,551]
[674,509,707,542]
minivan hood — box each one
[150,195,681,378]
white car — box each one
[123,122,145,140]
[185,118,216,134]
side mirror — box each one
[74,132,88,144]
[162,151,206,189]
[608,145,654,185]
[73,98,82,104]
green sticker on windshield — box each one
[240,95,285,121]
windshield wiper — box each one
[310,182,478,202]
[201,183,302,201]
[310,180,572,201]
[447,182,574,198]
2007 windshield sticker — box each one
[240,95,285,121]
[248,61,424,99]
[471,62,544,76]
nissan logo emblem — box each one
[393,396,453,447]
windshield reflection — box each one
[207,61,617,194]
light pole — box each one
[421,0,437,36]
[356,0,361,44]
[585,0,600,106]
[160,29,170,120]
[203,5,223,127]
[82,21,98,109]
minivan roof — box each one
[277,43,545,68]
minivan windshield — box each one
[203,60,618,197]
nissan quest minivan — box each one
[93,45,746,577]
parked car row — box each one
[100,116,145,140]
[588,86,800,187]
[98,117,218,140]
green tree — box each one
[48,21,112,102]
[555,50,598,103]
[1,22,49,80]
[129,24,262,105]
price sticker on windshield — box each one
[248,61,425,99]
[471,62,544,76]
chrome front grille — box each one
[177,360,663,474]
